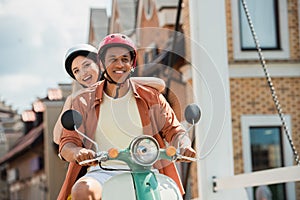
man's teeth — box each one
[115,71,124,74]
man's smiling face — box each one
[104,46,133,83]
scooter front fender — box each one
[155,173,183,200]
[102,172,136,200]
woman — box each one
[53,43,166,144]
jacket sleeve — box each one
[58,94,88,157]
[152,92,186,143]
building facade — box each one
[226,0,300,199]
[0,101,24,199]
[0,85,72,200]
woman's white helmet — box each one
[64,44,98,79]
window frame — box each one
[241,115,295,200]
[231,0,290,60]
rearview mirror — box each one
[184,104,201,124]
[61,109,83,130]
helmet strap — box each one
[100,66,133,99]
[97,71,102,82]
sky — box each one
[0,0,110,113]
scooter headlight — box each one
[130,136,159,166]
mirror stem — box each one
[177,119,195,151]
[74,126,99,152]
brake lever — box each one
[79,158,100,165]
[176,155,197,162]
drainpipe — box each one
[164,0,183,99]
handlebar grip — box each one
[78,157,99,165]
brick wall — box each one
[288,0,300,61]
[230,77,300,198]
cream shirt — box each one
[95,88,143,166]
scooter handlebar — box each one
[175,155,197,162]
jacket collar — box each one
[129,79,141,99]
[95,80,105,101]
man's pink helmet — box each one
[98,33,137,67]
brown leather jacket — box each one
[57,80,185,200]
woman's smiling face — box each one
[71,56,100,87]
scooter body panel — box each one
[102,172,183,200]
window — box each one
[250,127,286,199]
[143,0,154,20]
[239,0,279,50]
[143,44,159,65]
[231,0,289,60]
[241,115,296,200]
[0,127,6,143]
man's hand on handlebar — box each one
[74,148,98,166]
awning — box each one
[0,123,43,164]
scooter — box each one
[61,104,201,200]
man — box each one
[58,33,196,200]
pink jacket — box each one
[58,80,185,200]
